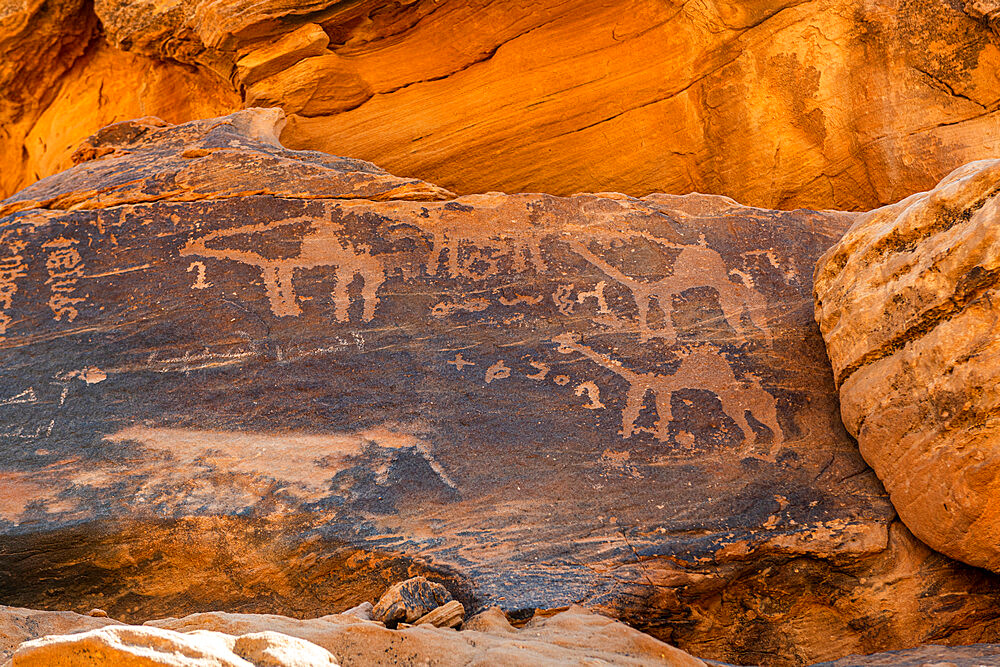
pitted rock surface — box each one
[814,159,1000,572]
[2,111,1000,666]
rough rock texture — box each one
[4,0,1000,210]
[3,110,1000,666]
[371,578,452,627]
[0,0,239,201]
[10,625,339,666]
[814,159,1000,572]
[0,604,707,667]
[810,642,1000,666]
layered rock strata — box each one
[814,159,1000,572]
[2,110,1000,666]
[4,0,1000,210]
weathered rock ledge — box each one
[1,603,710,666]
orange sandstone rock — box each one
[10,625,339,667]
[814,159,1000,572]
[4,0,1000,210]
[3,110,1000,666]
[0,605,707,667]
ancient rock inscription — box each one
[43,237,86,322]
[177,207,786,453]
[0,236,27,338]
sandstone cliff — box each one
[3,0,1000,210]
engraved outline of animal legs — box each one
[555,333,668,440]
[360,270,385,322]
[568,241,669,342]
[331,270,351,322]
[716,283,773,345]
[717,386,782,455]
[261,264,301,317]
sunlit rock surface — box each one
[815,159,1000,572]
[3,0,1000,209]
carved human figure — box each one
[554,334,781,451]
[181,217,385,321]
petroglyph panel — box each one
[6,114,1000,664]
[157,198,795,456]
[0,148,910,654]
[0,193,854,483]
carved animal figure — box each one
[181,217,385,321]
[569,235,772,344]
[554,334,781,451]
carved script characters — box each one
[181,217,385,321]
[43,237,86,322]
[187,261,211,289]
[0,240,27,338]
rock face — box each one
[0,0,239,202]
[810,641,1000,667]
[814,159,1000,572]
[3,109,1000,666]
[3,0,1000,210]
[1,604,707,667]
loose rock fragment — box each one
[372,577,453,627]
[414,600,465,629]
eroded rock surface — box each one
[814,159,1000,572]
[0,606,116,662]
[0,604,707,667]
[2,110,1000,666]
[10,625,339,666]
[810,641,1000,666]
[3,0,1000,209]
[0,0,238,201]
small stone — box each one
[86,609,108,618]
[341,601,373,621]
[414,600,465,629]
[372,577,452,627]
